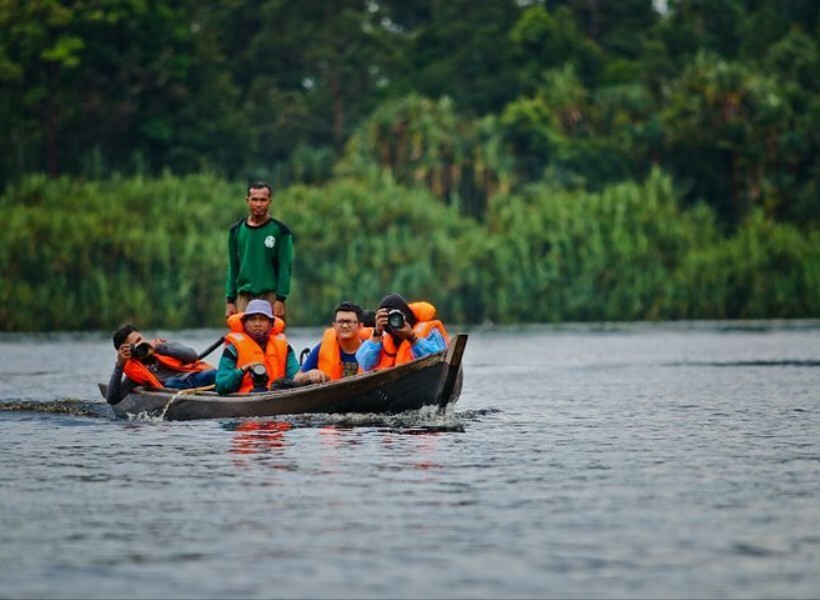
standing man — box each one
[226,181,294,323]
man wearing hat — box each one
[356,292,450,372]
[215,299,300,394]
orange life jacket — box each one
[224,331,290,393]
[374,302,450,370]
[123,353,214,389]
[316,326,373,380]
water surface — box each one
[1,322,818,599]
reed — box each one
[1,170,817,331]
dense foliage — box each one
[1,172,817,331]
[1,0,817,229]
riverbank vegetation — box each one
[2,170,817,331]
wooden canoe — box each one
[98,334,468,421]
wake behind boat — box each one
[98,334,468,420]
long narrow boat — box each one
[99,334,468,421]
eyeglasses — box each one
[333,319,359,327]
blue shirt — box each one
[356,329,446,372]
[300,343,360,378]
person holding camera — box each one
[215,299,301,395]
[106,325,217,405]
[355,292,450,372]
[293,301,372,385]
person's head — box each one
[112,323,152,360]
[113,324,139,350]
[332,301,363,340]
[242,299,274,343]
[246,181,273,219]
[379,292,417,330]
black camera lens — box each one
[387,309,405,330]
[249,364,269,391]
[131,342,151,360]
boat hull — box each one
[99,334,467,421]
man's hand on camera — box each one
[373,308,389,336]
[116,343,131,366]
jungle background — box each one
[1,0,818,331]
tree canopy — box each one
[1,0,817,229]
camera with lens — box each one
[387,309,406,330]
[249,363,269,392]
[130,341,152,360]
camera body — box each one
[249,363,269,392]
[130,341,152,360]
[387,309,405,330]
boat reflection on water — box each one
[221,417,459,473]
[224,419,293,457]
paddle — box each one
[197,336,225,360]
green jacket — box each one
[226,217,294,301]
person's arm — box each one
[155,340,198,364]
[410,328,447,359]
[105,363,136,405]
[225,226,239,316]
[285,345,301,379]
[355,338,383,372]
[274,231,293,301]
[293,344,329,384]
[106,343,137,404]
[299,344,320,372]
[273,299,286,321]
[215,344,244,395]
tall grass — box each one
[1,170,817,331]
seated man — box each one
[106,324,216,405]
[294,301,372,385]
[216,299,300,394]
[356,292,450,372]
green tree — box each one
[661,53,789,226]
[760,27,820,226]
[69,1,247,178]
[385,0,521,116]
[509,4,604,93]
[0,0,247,186]
[567,0,657,62]
[0,0,85,182]
[337,93,516,220]
[219,0,403,159]
[654,0,746,64]
[501,64,656,190]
